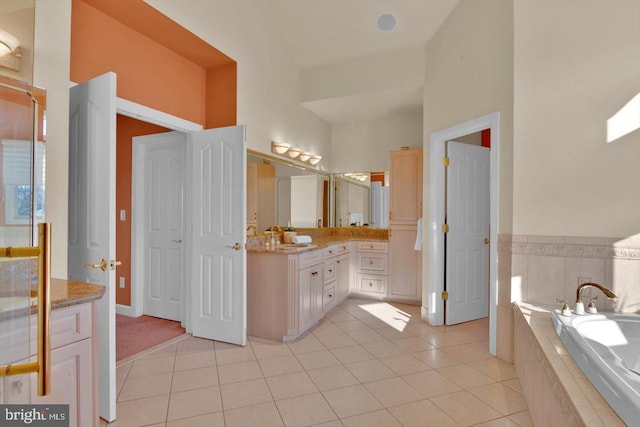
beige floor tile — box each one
[446,327,490,344]
[363,377,423,408]
[312,421,344,427]
[392,336,436,352]
[431,390,502,426]
[401,370,462,398]
[346,329,387,344]
[127,355,175,379]
[358,316,398,329]
[174,351,216,372]
[143,342,178,359]
[508,410,534,427]
[266,371,318,400]
[317,332,358,349]
[118,372,172,402]
[215,345,256,365]
[402,322,443,337]
[109,394,169,427]
[362,340,405,358]
[171,366,218,393]
[322,384,383,418]
[220,378,273,410]
[115,363,132,397]
[166,385,222,421]
[345,359,396,383]
[437,364,497,389]
[469,358,518,382]
[176,336,215,353]
[341,409,402,427]
[296,349,341,370]
[250,337,293,359]
[217,360,263,384]
[312,322,344,337]
[380,353,431,376]
[334,319,371,333]
[224,401,284,427]
[166,411,225,427]
[472,417,519,426]
[374,326,411,340]
[288,334,327,354]
[275,392,338,427]
[258,354,303,377]
[307,365,360,391]
[442,343,494,363]
[325,308,357,323]
[469,383,528,416]
[501,378,523,395]
[388,399,460,427]
[412,348,464,369]
[422,333,465,348]
[329,345,375,364]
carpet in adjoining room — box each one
[116,314,185,361]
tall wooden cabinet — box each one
[388,148,423,302]
[247,162,275,232]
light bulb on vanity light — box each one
[298,151,311,162]
[308,154,321,165]
[271,141,290,154]
[287,147,301,158]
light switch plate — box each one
[120,210,126,221]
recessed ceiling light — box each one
[377,13,397,32]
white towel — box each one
[292,235,312,244]
[414,218,423,251]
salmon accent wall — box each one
[71,0,237,308]
[115,115,169,306]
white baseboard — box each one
[116,303,136,317]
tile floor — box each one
[105,298,533,427]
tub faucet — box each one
[575,282,617,314]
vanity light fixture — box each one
[286,147,301,158]
[298,151,311,162]
[271,141,290,154]
[308,154,322,165]
[0,30,20,57]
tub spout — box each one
[576,282,617,303]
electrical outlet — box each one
[119,277,125,289]
[120,210,126,221]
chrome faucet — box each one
[575,282,617,314]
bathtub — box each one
[552,310,640,425]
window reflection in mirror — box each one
[0,76,46,246]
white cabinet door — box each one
[30,339,93,427]
[389,225,421,301]
[299,263,323,333]
[336,254,350,301]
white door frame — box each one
[426,112,500,355]
[115,100,202,318]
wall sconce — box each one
[286,147,301,158]
[271,141,290,154]
[298,151,311,162]
[0,30,20,57]
[308,155,322,165]
[344,173,368,182]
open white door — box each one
[190,126,246,346]
[68,72,117,421]
[445,141,490,325]
[133,132,186,322]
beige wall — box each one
[513,0,640,238]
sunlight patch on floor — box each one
[358,302,411,331]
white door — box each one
[190,126,247,346]
[134,132,185,322]
[445,141,490,325]
[68,72,117,421]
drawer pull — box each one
[312,271,318,276]
[369,260,374,265]
[328,269,333,273]
[328,294,333,298]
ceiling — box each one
[259,0,459,123]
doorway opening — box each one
[427,112,500,355]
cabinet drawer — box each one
[357,241,388,253]
[299,250,324,269]
[31,303,92,353]
[324,243,350,259]
[324,260,336,283]
[323,285,336,311]
[357,275,387,294]
[356,253,388,275]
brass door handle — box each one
[225,242,242,250]
[484,238,490,245]
[110,260,122,270]
[173,239,183,243]
[84,259,108,271]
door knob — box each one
[484,238,490,245]
[225,242,242,250]
[173,239,183,243]
[84,259,108,271]
[110,260,122,270]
